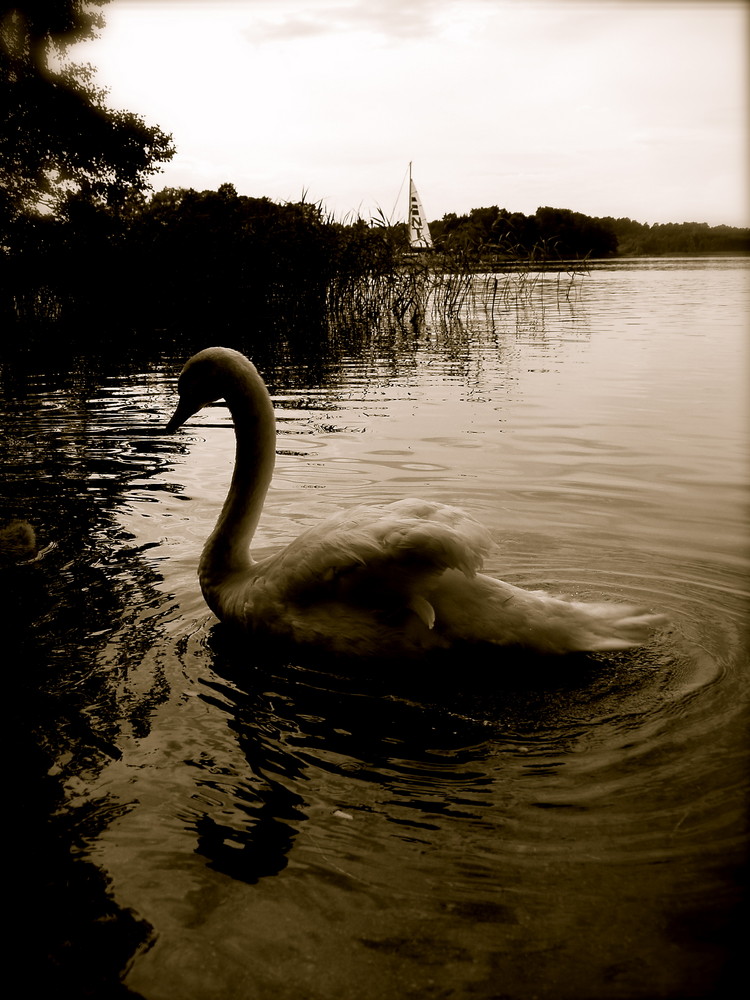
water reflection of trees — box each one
[1,365,179,993]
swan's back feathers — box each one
[259,498,492,605]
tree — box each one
[533,207,617,258]
[0,1,174,232]
[123,186,339,335]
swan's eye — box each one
[179,363,222,405]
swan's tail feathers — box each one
[558,602,669,653]
[432,575,668,655]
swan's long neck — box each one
[200,361,276,582]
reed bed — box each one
[324,234,589,353]
[2,192,589,363]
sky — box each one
[71,0,748,227]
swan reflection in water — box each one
[165,348,666,660]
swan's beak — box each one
[166,398,199,433]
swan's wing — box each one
[257,498,493,615]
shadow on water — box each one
[5,540,160,997]
[181,618,748,998]
[190,622,672,878]
[0,367,183,995]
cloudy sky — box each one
[74,0,748,226]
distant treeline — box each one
[427,206,750,258]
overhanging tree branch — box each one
[1,0,174,228]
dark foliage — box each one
[429,205,749,260]
[1,0,173,231]
[127,184,339,335]
[4,184,748,357]
[0,182,407,355]
[600,217,750,256]
[430,205,618,259]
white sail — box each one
[407,168,433,249]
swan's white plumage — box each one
[262,499,492,597]
[167,347,667,658]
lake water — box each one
[2,258,748,999]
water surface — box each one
[2,257,747,999]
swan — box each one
[166,347,666,658]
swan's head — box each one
[166,347,255,432]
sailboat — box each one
[407,162,433,251]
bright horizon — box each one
[72,0,748,228]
